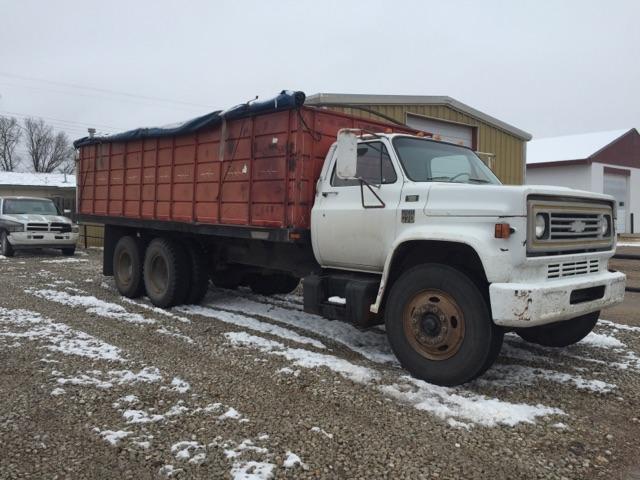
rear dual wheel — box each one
[142,237,210,308]
[385,264,504,386]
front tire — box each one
[0,231,15,257]
[516,311,599,347]
[384,264,503,386]
[143,238,189,308]
[113,236,144,298]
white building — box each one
[526,128,640,234]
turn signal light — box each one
[494,223,511,239]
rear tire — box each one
[113,236,144,298]
[516,311,599,347]
[143,237,189,308]
[0,231,14,257]
[184,240,209,305]
[61,247,76,256]
[248,273,300,296]
[384,263,503,386]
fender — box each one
[369,217,526,314]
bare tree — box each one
[23,117,74,173]
[0,116,22,171]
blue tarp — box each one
[73,90,306,148]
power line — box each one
[0,109,122,131]
[0,71,214,109]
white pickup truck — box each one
[0,196,79,257]
[79,100,626,386]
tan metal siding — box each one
[324,104,525,185]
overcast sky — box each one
[1,0,638,153]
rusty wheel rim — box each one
[402,289,465,361]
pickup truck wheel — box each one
[184,241,209,305]
[143,238,189,308]
[385,264,503,386]
[516,311,599,347]
[248,273,300,295]
[113,236,144,298]
[0,231,15,257]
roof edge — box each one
[305,93,532,141]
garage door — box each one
[603,173,628,233]
[405,114,474,148]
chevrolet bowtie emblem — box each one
[569,220,587,233]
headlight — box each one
[535,213,548,239]
[601,215,611,237]
[2,220,25,233]
[71,225,79,233]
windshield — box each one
[392,137,501,185]
[2,199,58,215]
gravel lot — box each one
[1,248,640,479]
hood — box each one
[424,184,615,217]
[1,213,72,224]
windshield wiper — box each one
[467,178,491,184]
[425,176,452,182]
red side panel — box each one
[77,106,415,231]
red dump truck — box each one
[75,91,625,386]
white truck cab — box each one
[306,131,625,386]
[0,196,79,257]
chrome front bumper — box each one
[8,231,78,248]
[489,270,626,328]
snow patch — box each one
[579,332,625,349]
[0,307,124,362]
[283,451,305,469]
[380,375,565,427]
[50,387,65,396]
[230,461,275,480]
[28,289,153,324]
[170,377,190,393]
[204,293,395,363]
[178,304,325,349]
[310,426,333,439]
[156,326,194,343]
[121,297,190,323]
[94,428,132,446]
[225,331,378,383]
[41,258,87,264]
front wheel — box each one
[0,231,15,257]
[515,311,599,347]
[385,264,503,386]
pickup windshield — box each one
[392,136,501,185]
[3,198,58,215]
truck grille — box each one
[527,197,614,256]
[547,259,599,279]
[548,213,602,240]
[26,223,49,232]
[26,222,71,233]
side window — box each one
[331,142,397,187]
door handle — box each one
[322,191,339,197]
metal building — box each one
[306,93,531,185]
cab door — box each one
[311,140,403,271]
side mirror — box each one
[335,130,358,179]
